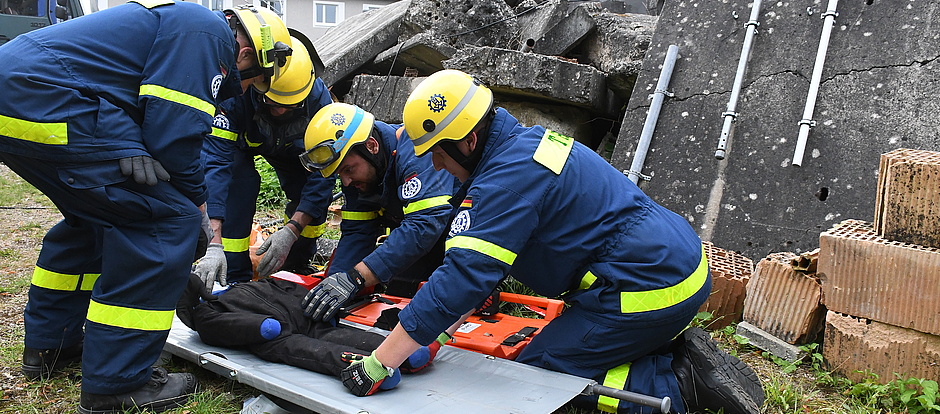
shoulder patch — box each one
[448,209,472,237]
[400,173,422,199]
[532,129,574,175]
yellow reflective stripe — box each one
[597,362,632,413]
[246,140,262,147]
[222,236,250,253]
[620,245,709,314]
[445,235,517,265]
[532,129,574,175]
[210,127,238,141]
[128,0,173,8]
[403,195,451,215]
[0,114,68,145]
[87,300,173,331]
[139,84,214,117]
[301,222,325,238]
[342,210,380,221]
[31,267,80,291]
[80,273,100,291]
[578,271,598,291]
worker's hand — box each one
[119,156,170,186]
[400,332,451,374]
[194,209,213,261]
[340,353,398,396]
[301,270,364,321]
[255,225,299,277]
[193,243,227,292]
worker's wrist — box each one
[286,219,303,236]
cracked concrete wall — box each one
[610,0,940,261]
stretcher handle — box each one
[586,383,671,413]
[498,292,565,321]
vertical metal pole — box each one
[793,0,838,167]
[715,0,763,160]
[627,44,679,184]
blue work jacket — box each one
[399,108,708,345]
[0,0,237,206]
[330,121,456,283]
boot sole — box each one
[679,328,764,413]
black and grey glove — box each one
[119,156,170,186]
[301,269,365,321]
[194,208,213,261]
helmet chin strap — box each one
[352,130,388,183]
[439,130,487,176]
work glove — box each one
[301,269,365,321]
[194,209,213,262]
[193,243,227,292]
[255,225,299,278]
[400,332,451,374]
[340,353,399,396]
[119,156,170,186]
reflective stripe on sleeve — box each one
[0,114,68,145]
[403,195,451,215]
[210,127,238,141]
[139,84,215,117]
[620,245,709,314]
[301,222,325,238]
[342,210,380,221]
[86,300,174,331]
[445,235,517,265]
[222,236,250,253]
[31,267,82,291]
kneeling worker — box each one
[335,70,765,414]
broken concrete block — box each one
[532,5,596,57]
[824,311,940,384]
[317,0,410,86]
[875,148,940,249]
[515,0,568,52]
[444,46,611,113]
[372,32,458,76]
[743,252,824,345]
[580,11,656,99]
[343,75,425,124]
[400,0,519,50]
[736,321,806,363]
[497,101,594,144]
[818,219,940,336]
[698,241,752,330]
[790,248,820,274]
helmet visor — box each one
[299,140,340,173]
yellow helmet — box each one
[403,69,494,157]
[300,103,376,177]
[225,5,292,92]
[264,35,314,106]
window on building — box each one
[261,0,283,16]
[315,1,343,26]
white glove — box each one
[255,225,299,278]
[194,243,227,292]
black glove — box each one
[194,208,213,262]
[176,272,218,330]
[119,156,170,186]
[301,269,365,321]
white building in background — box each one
[82,0,397,43]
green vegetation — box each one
[255,156,287,210]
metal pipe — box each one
[519,38,535,53]
[793,0,838,167]
[585,383,671,413]
[626,44,679,184]
[715,0,763,160]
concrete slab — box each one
[580,10,656,100]
[444,46,611,113]
[610,0,940,263]
[316,0,410,86]
[736,321,805,363]
[400,0,520,50]
[343,74,425,124]
[533,5,596,57]
[372,32,458,76]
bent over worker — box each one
[298,103,457,322]
[338,70,765,414]
[196,33,335,291]
[0,2,293,412]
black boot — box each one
[21,342,83,380]
[77,367,198,414]
[671,327,765,414]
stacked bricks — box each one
[874,148,940,249]
[699,241,753,330]
[742,251,824,345]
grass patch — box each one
[0,173,52,208]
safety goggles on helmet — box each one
[259,93,304,109]
[300,103,375,177]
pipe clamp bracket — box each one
[798,118,817,127]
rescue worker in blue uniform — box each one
[337,70,765,413]
[0,2,294,412]
[297,103,457,322]
[195,34,335,292]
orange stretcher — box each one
[269,271,565,360]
